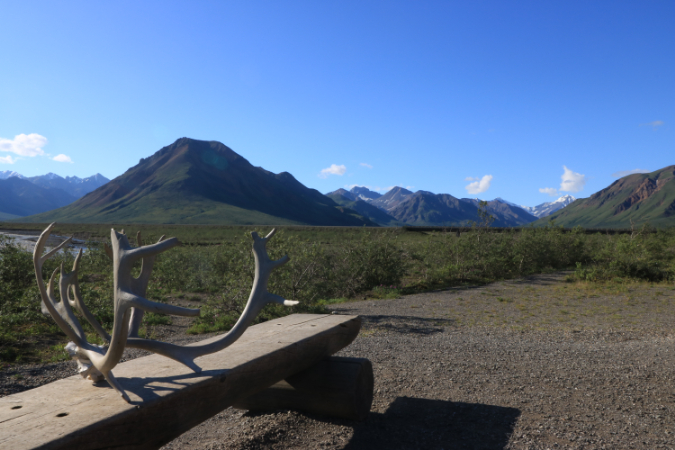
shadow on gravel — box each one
[359,315,456,335]
[344,396,520,450]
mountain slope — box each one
[350,186,381,201]
[389,191,481,226]
[460,198,538,226]
[535,165,675,228]
[0,177,78,217]
[524,195,576,218]
[326,192,400,226]
[20,138,376,226]
[369,187,414,212]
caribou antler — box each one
[126,229,298,372]
[34,224,297,403]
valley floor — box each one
[2,273,674,449]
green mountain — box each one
[460,198,538,226]
[0,177,77,217]
[387,191,481,226]
[19,138,377,226]
[383,191,535,227]
[326,190,400,226]
[535,165,675,228]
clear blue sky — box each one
[1,1,672,207]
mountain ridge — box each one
[19,138,377,226]
[535,165,675,228]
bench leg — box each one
[233,356,373,421]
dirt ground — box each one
[2,272,674,449]
[160,273,675,449]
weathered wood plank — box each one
[0,314,360,450]
[233,356,373,420]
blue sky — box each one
[1,1,672,207]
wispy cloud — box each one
[53,154,73,163]
[464,176,478,181]
[0,133,47,157]
[640,120,664,129]
[612,168,650,178]
[0,155,17,164]
[319,164,347,178]
[359,163,373,169]
[465,175,493,194]
[560,166,586,193]
[539,187,558,197]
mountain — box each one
[535,166,675,228]
[326,192,399,226]
[327,188,358,201]
[524,195,576,218]
[0,171,26,180]
[19,138,377,226]
[392,191,535,227]
[0,177,78,217]
[350,186,381,201]
[460,198,538,225]
[28,173,110,198]
[369,187,414,212]
[389,191,481,226]
[326,186,383,203]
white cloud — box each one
[612,168,650,178]
[539,187,558,197]
[0,155,17,164]
[560,166,586,193]
[53,154,73,163]
[319,164,347,178]
[0,133,47,157]
[464,176,478,181]
[359,163,373,169]
[465,175,493,194]
[640,120,664,128]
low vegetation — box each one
[1,223,673,364]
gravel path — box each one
[2,273,674,449]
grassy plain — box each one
[0,222,673,365]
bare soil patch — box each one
[2,273,675,449]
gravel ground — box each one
[2,273,675,449]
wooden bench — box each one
[0,314,371,450]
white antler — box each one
[127,229,298,371]
[34,224,297,403]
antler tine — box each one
[34,224,73,265]
[264,228,277,240]
[66,249,110,342]
[136,231,142,247]
[72,247,82,272]
[42,266,86,344]
[56,262,88,343]
[33,225,87,346]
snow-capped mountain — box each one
[350,186,382,201]
[28,172,110,198]
[0,171,110,199]
[0,170,26,180]
[528,195,576,218]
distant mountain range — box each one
[5,139,671,229]
[20,138,376,226]
[327,186,543,227]
[493,195,577,218]
[535,166,675,228]
[0,171,109,219]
